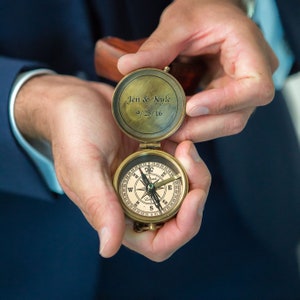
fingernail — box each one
[188,106,209,117]
[99,227,110,256]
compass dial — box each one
[114,150,188,225]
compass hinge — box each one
[139,142,161,150]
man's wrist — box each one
[9,69,63,194]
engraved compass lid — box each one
[112,68,186,142]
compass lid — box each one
[112,68,186,142]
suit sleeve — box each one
[0,56,58,202]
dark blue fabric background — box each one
[0,1,299,299]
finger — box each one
[55,153,125,258]
[122,141,211,261]
[117,36,182,75]
[117,7,189,74]
[185,20,277,116]
[175,141,211,193]
[186,77,274,117]
[80,175,125,259]
[173,107,255,142]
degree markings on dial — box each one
[154,174,181,189]
[120,159,183,217]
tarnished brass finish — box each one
[112,68,185,142]
[113,150,188,231]
[112,67,188,232]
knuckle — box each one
[83,196,102,226]
[223,113,248,136]
[250,76,275,106]
[140,36,164,52]
[217,102,235,114]
[259,81,275,105]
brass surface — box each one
[113,150,188,226]
[112,68,188,231]
[112,68,186,142]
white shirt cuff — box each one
[9,69,64,194]
[253,0,295,89]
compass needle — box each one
[154,174,181,189]
[152,191,163,214]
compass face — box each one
[114,150,188,224]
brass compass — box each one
[112,67,188,232]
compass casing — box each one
[112,68,188,231]
[113,149,188,225]
[112,68,186,142]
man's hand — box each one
[118,0,279,142]
[14,74,211,261]
[123,140,211,262]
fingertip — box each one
[175,141,211,194]
[97,200,126,258]
[117,53,138,75]
[117,51,156,75]
[175,141,203,170]
[187,141,203,163]
[117,48,174,75]
[186,104,210,117]
[98,227,111,257]
[98,224,124,258]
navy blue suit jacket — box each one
[0,1,299,299]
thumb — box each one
[118,23,185,75]
[58,160,125,258]
[89,181,125,258]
